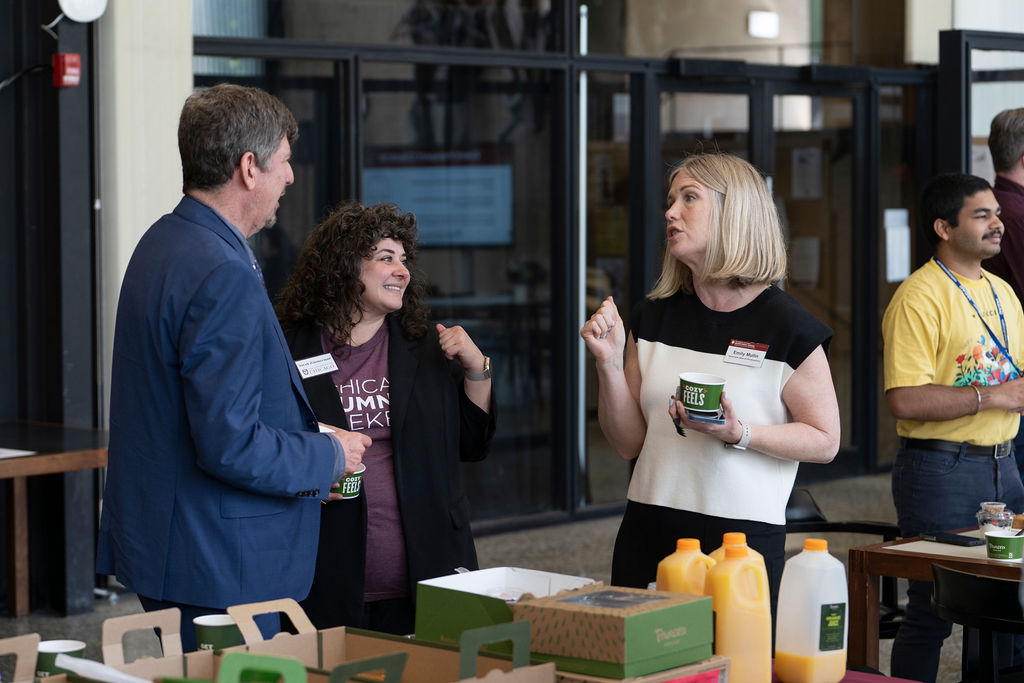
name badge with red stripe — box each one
[724,339,768,367]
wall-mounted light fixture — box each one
[747,10,780,39]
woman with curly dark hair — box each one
[275,202,495,634]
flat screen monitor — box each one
[362,144,514,247]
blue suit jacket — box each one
[97,196,336,608]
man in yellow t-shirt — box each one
[883,173,1024,682]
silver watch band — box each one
[465,356,492,381]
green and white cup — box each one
[36,639,86,678]
[985,530,1024,560]
[331,463,366,499]
[193,614,243,651]
[679,372,726,414]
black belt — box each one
[902,437,1014,459]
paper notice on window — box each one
[884,208,911,282]
[791,147,823,199]
[0,448,36,459]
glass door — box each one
[647,71,879,478]
[771,94,857,460]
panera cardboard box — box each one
[511,585,713,679]
[415,568,595,649]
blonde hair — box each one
[648,153,788,300]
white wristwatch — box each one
[727,420,751,450]
[465,356,492,381]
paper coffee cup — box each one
[985,530,1024,560]
[679,373,726,413]
[332,463,366,498]
[193,613,243,651]
[36,640,86,678]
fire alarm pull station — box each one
[53,53,81,87]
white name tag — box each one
[724,339,768,367]
[295,353,338,378]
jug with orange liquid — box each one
[655,538,715,595]
[774,538,848,683]
[709,531,765,565]
[706,544,772,683]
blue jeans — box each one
[890,440,1024,682]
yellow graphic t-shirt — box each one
[882,259,1023,444]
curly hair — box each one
[275,202,429,343]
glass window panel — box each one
[588,1,811,64]
[660,92,749,162]
[773,95,853,449]
[876,84,921,468]
[582,72,631,507]
[361,61,556,519]
[196,0,563,52]
[193,59,348,300]
[970,49,1024,179]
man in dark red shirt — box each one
[983,107,1024,482]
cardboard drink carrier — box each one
[218,597,555,683]
[25,608,216,683]
[17,598,551,683]
[0,633,41,683]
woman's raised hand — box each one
[580,296,625,364]
[436,323,488,376]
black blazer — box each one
[283,316,496,629]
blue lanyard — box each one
[933,257,1021,378]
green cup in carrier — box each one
[679,372,726,414]
[36,640,86,678]
[194,613,243,651]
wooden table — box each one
[848,530,1021,670]
[0,420,107,617]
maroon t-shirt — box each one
[322,325,409,601]
[983,175,1024,303]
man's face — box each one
[251,136,294,236]
[946,189,1003,261]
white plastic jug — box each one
[775,538,848,683]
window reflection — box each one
[195,0,562,53]
[361,62,556,518]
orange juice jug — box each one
[706,545,772,683]
[709,531,765,566]
[775,538,848,683]
[656,538,716,595]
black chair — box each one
[931,563,1024,682]
[785,487,905,639]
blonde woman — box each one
[580,153,840,617]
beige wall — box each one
[96,2,193,425]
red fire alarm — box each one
[52,53,82,88]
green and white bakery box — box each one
[512,584,713,679]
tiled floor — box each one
[0,472,967,682]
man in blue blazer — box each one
[97,84,370,651]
